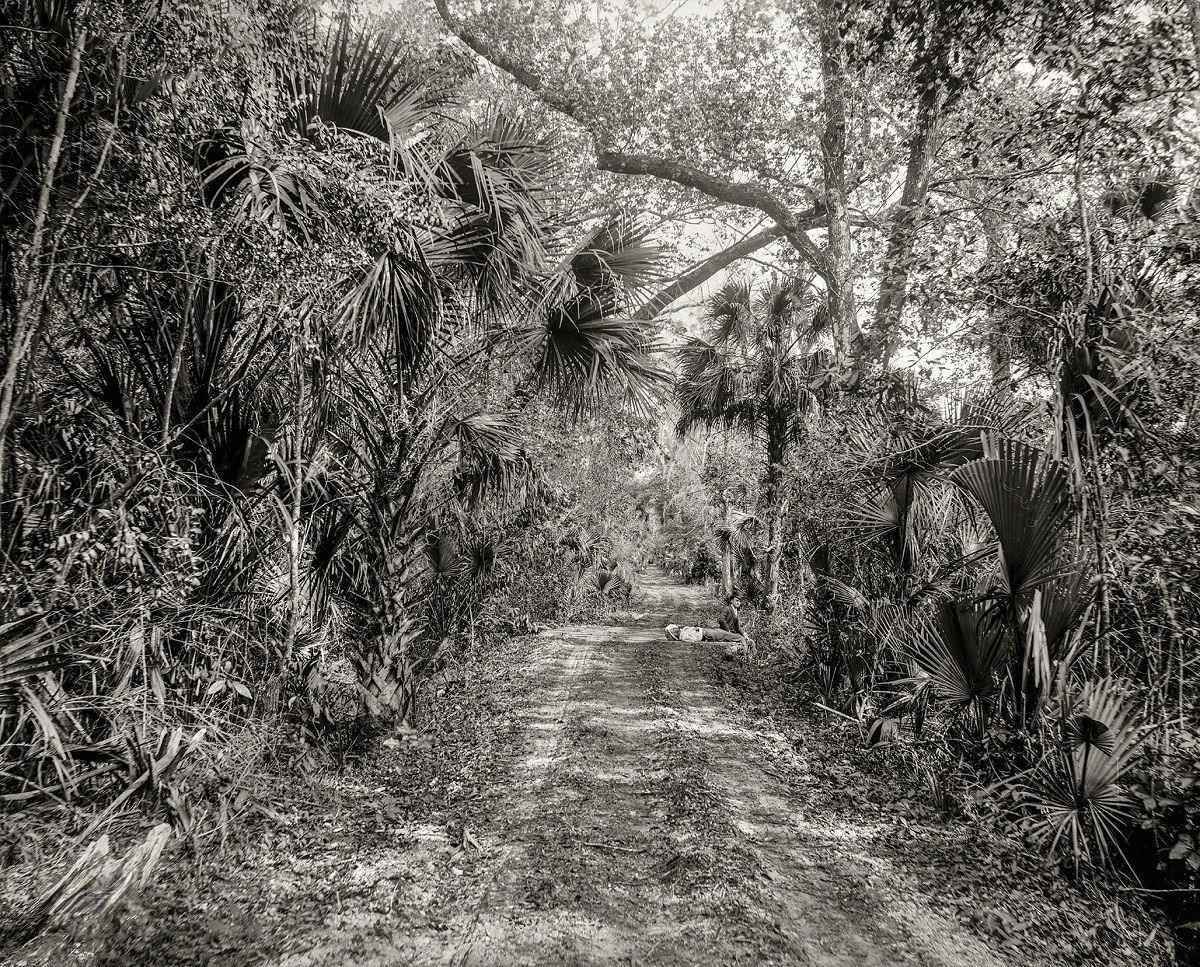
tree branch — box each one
[432,0,587,125]
[634,226,786,320]
[433,0,828,275]
[594,149,827,271]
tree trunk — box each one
[0,22,88,506]
[873,87,941,370]
[355,611,419,722]
[977,205,1014,398]
[356,642,413,721]
[721,539,734,599]
[762,415,788,612]
[1189,0,1200,67]
[816,0,860,365]
[283,337,307,666]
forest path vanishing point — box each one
[264,571,1072,967]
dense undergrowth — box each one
[0,0,654,945]
[643,262,1200,956]
[3,0,1199,961]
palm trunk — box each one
[355,591,420,723]
[716,481,734,598]
[762,415,788,611]
[356,630,413,722]
[159,297,192,449]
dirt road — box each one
[268,574,1066,966]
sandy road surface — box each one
[278,572,1016,966]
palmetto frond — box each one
[837,468,956,573]
[951,395,1030,452]
[525,310,667,415]
[854,393,1028,493]
[446,410,522,461]
[1037,568,1093,659]
[289,13,432,144]
[1061,677,1143,757]
[464,535,499,580]
[908,599,1007,711]
[706,281,755,347]
[951,440,1074,600]
[1021,750,1139,869]
[514,217,668,414]
[1019,678,1149,869]
[714,510,758,551]
[196,124,318,243]
[561,218,663,304]
[336,231,451,377]
[674,340,761,437]
[563,527,602,564]
[583,568,631,599]
[839,484,902,544]
[674,338,723,384]
[425,534,463,578]
[435,113,553,312]
[447,410,533,504]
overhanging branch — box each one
[634,226,788,320]
[595,150,827,272]
[432,0,587,125]
[434,0,829,277]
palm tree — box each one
[951,439,1092,724]
[713,508,756,600]
[230,12,668,722]
[675,279,829,609]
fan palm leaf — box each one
[464,536,498,580]
[674,277,825,443]
[425,534,462,578]
[524,311,667,415]
[336,232,449,377]
[908,599,1007,710]
[558,218,663,302]
[289,14,428,144]
[514,217,668,414]
[950,439,1073,600]
[196,124,317,243]
[1020,678,1149,869]
[583,568,630,599]
[433,114,553,314]
[839,484,902,543]
[447,410,533,504]
[714,510,757,552]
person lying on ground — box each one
[663,623,745,643]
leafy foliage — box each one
[0,0,670,823]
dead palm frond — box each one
[0,620,69,712]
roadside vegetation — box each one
[2,0,1198,962]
